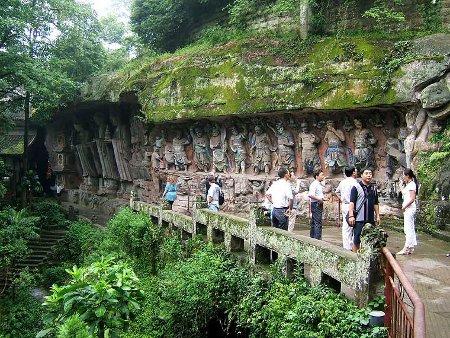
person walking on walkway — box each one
[335,166,358,250]
[207,174,222,212]
[348,168,380,252]
[288,170,300,232]
[162,175,178,209]
[308,169,325,240]
[265,167,293,231]
[397,168,418,255]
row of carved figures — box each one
[148,116,408,177]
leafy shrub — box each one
[124,243,251,338]
[0,208,39,271]
[41,257,144,338]
[101,207,163,274]
[50,220,103,265]
[26,198,67,227]
[0,271,44,338]
[40,265,71,289]
[56,314,93,338]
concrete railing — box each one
[131,197,383,307]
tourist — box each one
[335,167,358,250]
[204,172,223,200]
[397,168,418,255]
[265,167,293,231]
[348,168,380,252]
[288,171,300,232]
[162,175,178,209]
[207,174,221,211]
[308,169,325,240]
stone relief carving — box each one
[190,123,211,172]
[154,131,166,169]
[384,128,407,179]
[172,129,191,171]
[229,124,248,174]
[209,123,228,172]
[250,124,274,175]
[269,121,296,172]
[324,120,348,174]
[110,111,132,181]
[353,117,377,172]
[298,121,321,177]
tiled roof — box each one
[0,128,37,155]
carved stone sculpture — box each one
[270,121,296,172]
[154,131,166,169]
[164,142,175,170]
[209,123,228,172]
[324,120,348,174]
[150,146,161,171]
[385,128,407,179]
[172,129,190,171]
[298,121,321,177]
[353,118,377,172]
[110,111,132,181]
[250,124,273,175]
[190,124,210,172]
[229,124,247,174]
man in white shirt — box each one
[308,170,325,239]
[207,175,221,211]
[265,167,293,230]
[335,166,358,250]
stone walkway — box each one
[294,221,450,338]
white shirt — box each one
[266,179,293,208]
[207,183,220,206]
[308,179,324,202]
[402,181,417,209]
[335,177,358,204]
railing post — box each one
[383,251,393,330]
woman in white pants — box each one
[397,168,418,255]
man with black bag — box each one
[348,168,381,252]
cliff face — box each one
[52,3,450,230]
[82,33,449,124]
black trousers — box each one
[310,202,323,240]
[272,207,288,230]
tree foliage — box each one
[41,257,144,338]
[130,0,233,52]
[0,0,105,121]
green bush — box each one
[27,199,67,227]
[56,314,93,338]
[50,220,103,265]
[0,271,44,338]
[40,264,71,289]
[124,243,250,338]
[101,207,163,274]
[41,257,144,338]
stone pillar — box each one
[299,0,312,39]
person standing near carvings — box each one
[162,175,177,209]
[265,167,293,231]
[308,169,325,240]
[397,168,418,255]
[204,172,223,201]
[207,174,222,212]
[335,166,358,251]
[288,170,301,232]
[348,168,380,253]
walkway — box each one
[294,221,450,338]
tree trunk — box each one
[21,91,30,208]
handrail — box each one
[381,247,426,338]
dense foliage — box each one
[0,208,39,275]
[130,0,233,52]
[40,257,144,338]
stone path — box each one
[294,221,450,338]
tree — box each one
[0,208,40,293]
[40,257,144,338]
[130,0,232,52]
[0,0,105,206]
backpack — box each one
[218,187,225,205]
